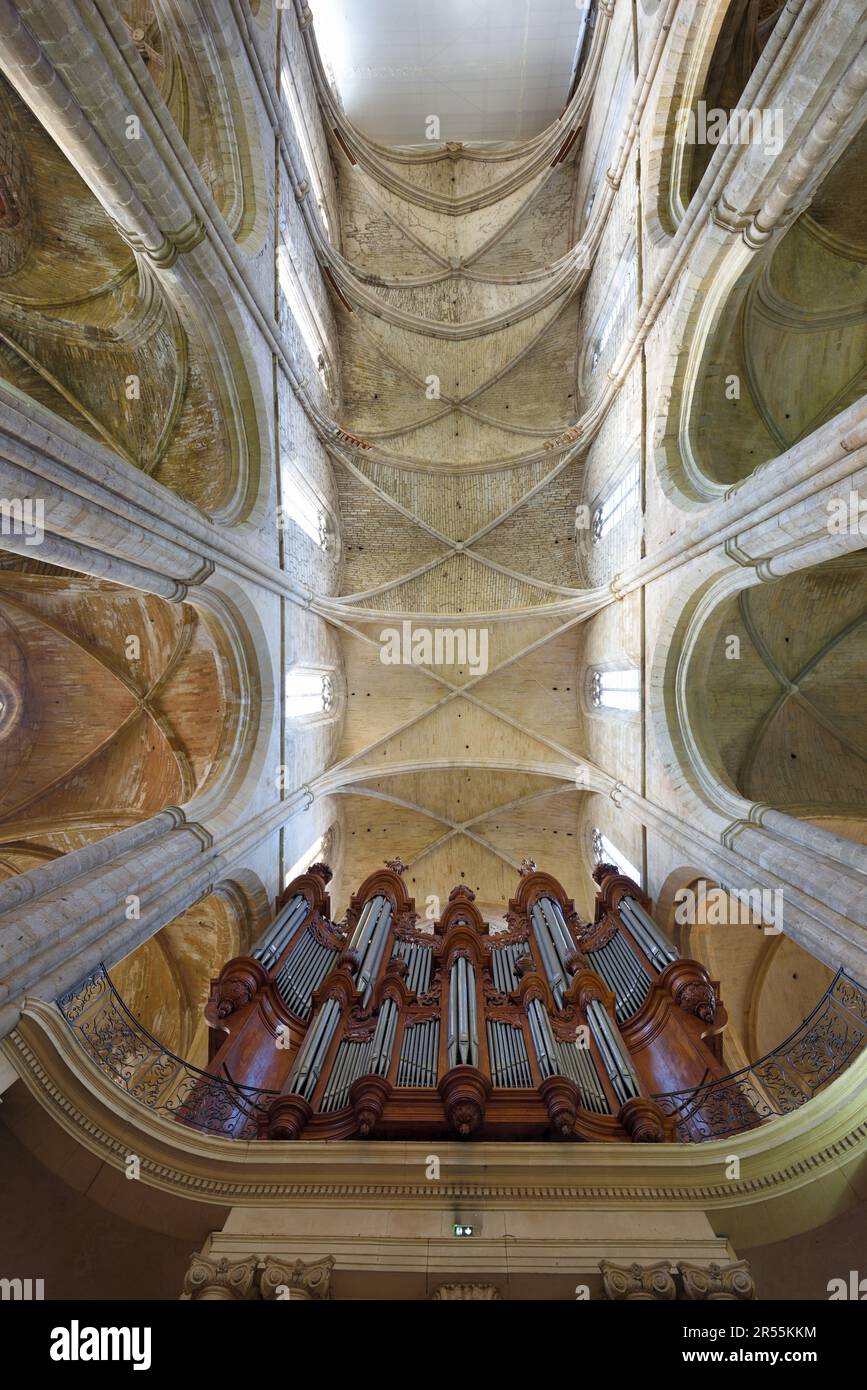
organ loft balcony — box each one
[51,859,867,1148]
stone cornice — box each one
[5,1001,867,1248]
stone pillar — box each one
[619,787,867,981]
[0,810,215,1039]
[0,790,312,1040]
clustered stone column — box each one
[600,1260,756,1301]
[182,1254,335,1301]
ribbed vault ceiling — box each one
[324,104,591,914]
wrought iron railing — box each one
[652,971,867,1142]
[55,966,867,1144]
[57,966,277,1140]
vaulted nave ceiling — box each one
[305,4,612,921]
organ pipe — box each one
[619,895,678,970]
[586,998,640,1105]
[589,932,652,1022]
[448,955,479,1067]
[530,901,567,1004]
[253,892,308,967]
[355,896,393,1003]
[288,997,341,1100]
[527,997,609,1112]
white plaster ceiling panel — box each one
[404,836,521,909]
[371,275,549,323]
[468,627,584,746]
[338,185,442,275]
[472,786,584,874]
[313,0,586,145]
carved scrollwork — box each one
[503,909,529,935]
[183,1254,259,1301]
[600,1260,677,1301]
[259,1255,335,1301]
[676,979,718,1025]
[393,909,420,938]
[678,1260,756,1301]
[438,1066,491,1138]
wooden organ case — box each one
[202,860,728,1142]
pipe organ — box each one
[201,859,728,1141]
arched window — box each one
[278,238,330,380]
[590,666,640,712]
[280,59,333,240]
[592,828,642,886]
[286,668,335,721]
[591,461,639,543]
[279,473,331,551]
[284,827,334,888]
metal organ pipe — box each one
[252,892,309,967]
[274,931,336,1019]
[531,897,581,1004]
[348,895,379,951]
[448,956,479,1067]
[369,996,398,1075]
[528,998,556,1078]
[527,998,609,1112]
[585,998,641,1106]
[288,997,341,1101]
[354,896,394,1003]
[619,896,678,970]
[530,903,567,1005]
[590,933,652,1022]
[537,896,574,966]
[391,939,432,995]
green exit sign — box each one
[453,1223,474,1237]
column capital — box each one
[259,1255,335,1301]
[183,1254,259,1301]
